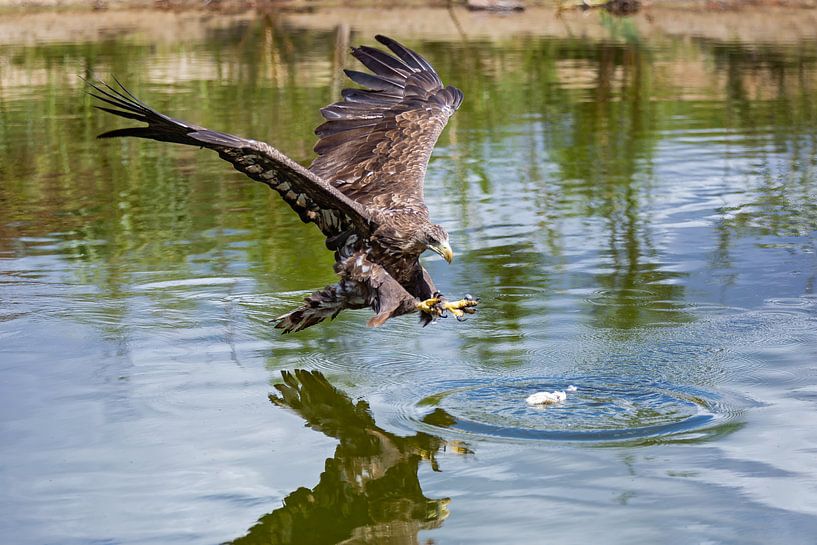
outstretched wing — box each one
[310,35,463,215]
[88,80,374,244]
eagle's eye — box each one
[427,226,453,263]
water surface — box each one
[2,11,817,544]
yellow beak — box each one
[431,241,454,263]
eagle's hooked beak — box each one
[430,240,454,263]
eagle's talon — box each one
[418,294,478,321]
[445,297,480,311]
[416,296,441,315]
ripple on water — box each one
[495,285,550,299]
[403,376,743,445]
[586,288,659,307]
[134,277,244,291]
[293,347,442,389]
[765,296,817,312]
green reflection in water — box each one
[230,370,462,545]
[2,23,816,336]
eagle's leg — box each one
[416,293,479,322]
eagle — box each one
[89,35,478,333]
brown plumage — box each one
[89,35,477,332]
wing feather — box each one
[341,88,402,104]
[353,45,413,78]
[88,80,374,244]
[310,35,463,213]
[374,34,437,73]
[342,70,405,94]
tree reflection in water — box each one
[229,370,465,545]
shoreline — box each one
[2,4,817,47]
[1,0,816,12]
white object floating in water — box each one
[526,390,567,405]
[566,385,578,393]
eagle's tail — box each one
[273,284,358,334]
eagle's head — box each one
[424,224,453,263]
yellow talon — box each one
[443,297,479,321]
[416,297,440,314]
[417,293,479,321]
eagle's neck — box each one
[370,221,430,259]
[366,218,432,287]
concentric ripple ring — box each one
[411,376,742,444]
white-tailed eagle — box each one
[89,35,477,332]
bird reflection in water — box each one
[228,370,468,545]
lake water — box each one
[2,9,817,544]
